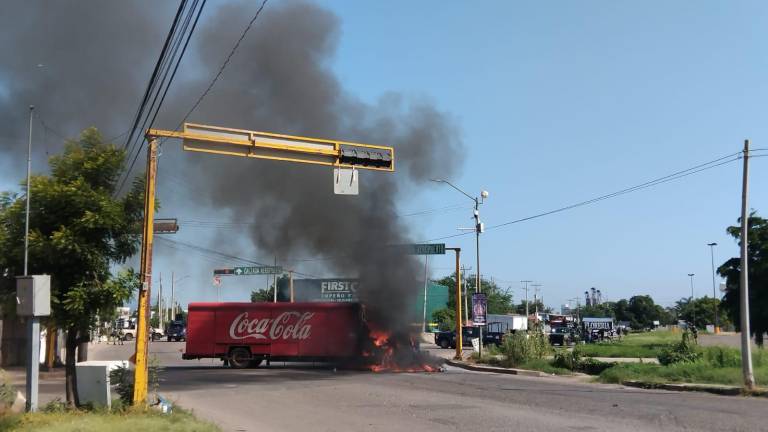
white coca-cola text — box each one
[228,311,314,340]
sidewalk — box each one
[4,366,67,406]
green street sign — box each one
[233,266,282,276]
[407,243,446,255]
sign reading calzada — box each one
[233,266,282,276]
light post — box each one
[707,243,718,332]
[688,273,695,329]
[432,179,488,357]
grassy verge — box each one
[577,331,678,358]
[598,362,768,386]
[0,407,219,432]
[598,346,768,386]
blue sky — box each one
[319,1,768,308]
[3,1,767,311]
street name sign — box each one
[233,266,283,276]
[406,243,446,255]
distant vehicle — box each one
[151,327,164,341]
[114,318,137,341]
[434,325,504,349]
[548,326,575,346]
[486,314,528,332]
[167,321,187,342]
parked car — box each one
[167,321,187,342]
[151,327,164,341]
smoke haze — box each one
[0,1,464,336]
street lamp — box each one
[431,179,488,356]
[688,273,695,329]
[707,242,718,332]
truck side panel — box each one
[186,309,216,357]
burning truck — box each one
[182,301,440,372]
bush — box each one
[0,370,16,408]
[701,346,741,368]
[657,331,702,366]
[552,347,581,371]
[500,330,551,367]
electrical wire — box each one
[155,236,317,278]
[166,0,270,135]
[422,151,744,242]
[122,0,187,153]
[116,0,206,196]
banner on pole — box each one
[472,293,487,326]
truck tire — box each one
[124,333,133,342]
[167,336,172,342]
[229,347,251,369]
[439,339,450,349]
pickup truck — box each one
[434,325,505,349]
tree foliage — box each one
[718,213,768,346]
[0,128,145,404]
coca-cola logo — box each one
[229,311,314,340]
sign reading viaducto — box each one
[403,243,446,255]
[213,266,283,276]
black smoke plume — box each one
[0,1,464,351]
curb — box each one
[621,380,768,398]
[444,359,547,377]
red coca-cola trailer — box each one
[182,302,363,368]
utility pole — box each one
[532,283,542,323]
[688,273,695,328]
[23,105,39,412]
[170,271,175,322]
[158,273,163,330]
[422,256,429,332]
[132,138,158,405]
[272,255,278,303]
[707,242,718,332]
[739,139,755,389]
[521,280,532,320]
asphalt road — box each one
[85,342,768,432]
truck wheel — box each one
[439,339,450,349]
[229,348,251,369]
[167,336,171,342]
[124,333,133,342]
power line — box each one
[116,0,207,196]
[122,0,187,153]
[155,236,317,278]
[167,0,270,134]
[422,151,743,242]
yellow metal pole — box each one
[132,138,159,405]
[45,325,56,370]
[447,247,462,360]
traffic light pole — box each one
[130,123,395,405]
[447,248,462,360]
[132,138,158,404]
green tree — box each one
[435,273,515,316]
[0,129,145,405]
[612,295,670,329]
[718,214,768,346]
[250,274,289,302]
[674,296,725,330]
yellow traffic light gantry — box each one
[131,123,395,404]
